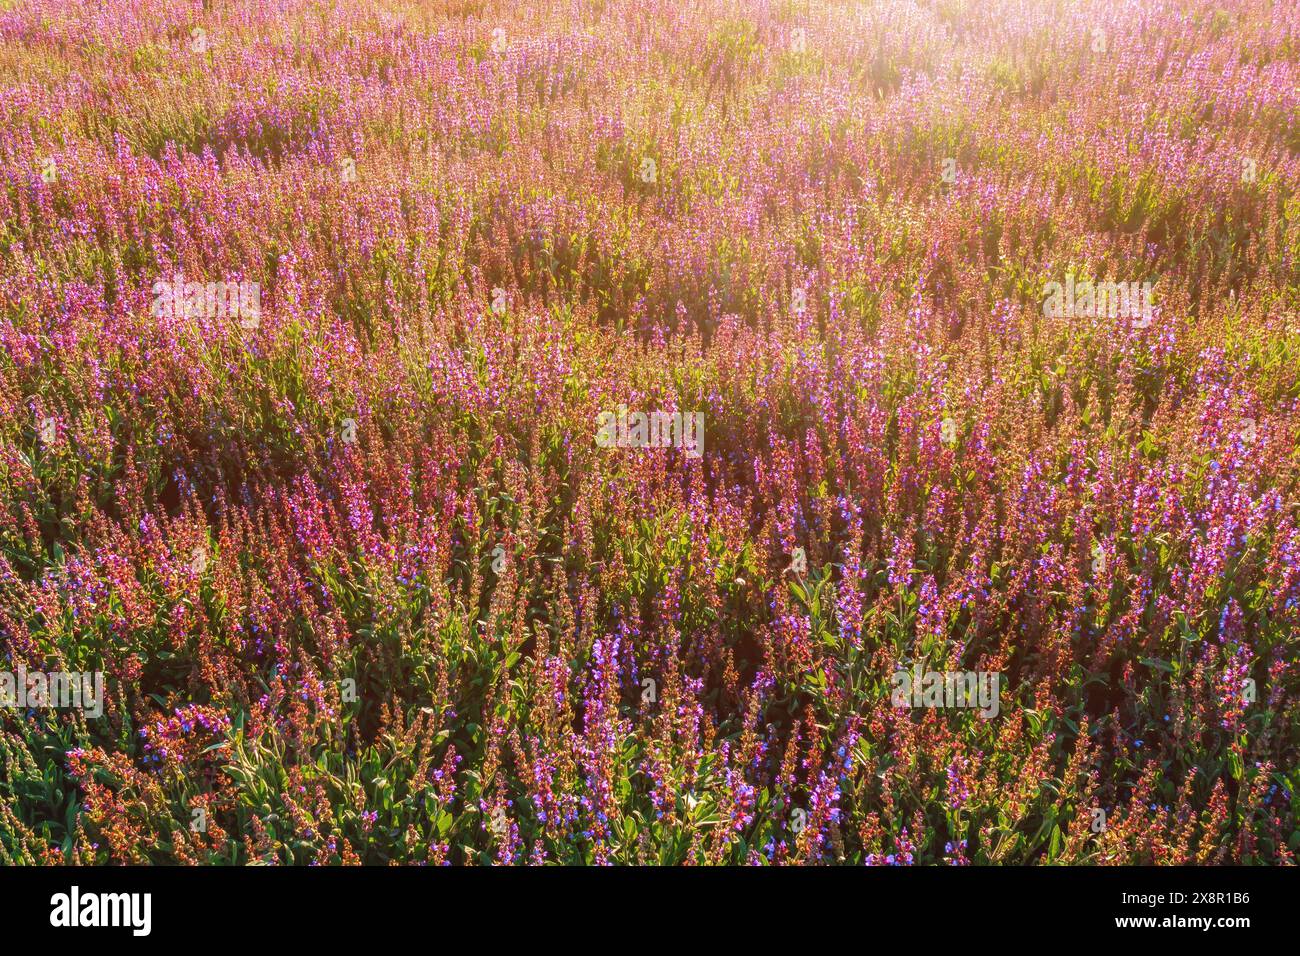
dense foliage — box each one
[1,0,1298,864]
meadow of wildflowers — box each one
[0,0,1297,866]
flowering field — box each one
[0,0,1297,866]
